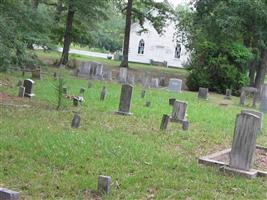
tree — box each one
[118,0,174,68]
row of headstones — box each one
[0,175,111,200]
[77,63,183,92]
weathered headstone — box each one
[23,79,35,98]
[224,89,232,99]
[0,188,20,200]
[18,86,25,98]
[170,100,189,130]
[159,77,167,87]
[98,175,111,194]
[118,67,128,83]
[116,84,133,115]
[95,64,104,79]
[160,114,170,130]
[169,98,176,106]
[71,113,81,128]
[198,87,208,100]
[141,90,146,98]
[239,87,258,107]
[168,79,182,92]
[32,68,41,79]
[241,109,263,133]
[230,112,260,171]
[100,86,107,101]
[260,84,267,113]
[150,78,159,88]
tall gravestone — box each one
[241,109,263,133]
[100,86,107,101]
[71,114,81,128]
[198,87,208,100]
[150,78,159,88]
[260,84,267,113]
[18,86,25,98]
[160,114,170,130]
[239,87,258,107]
[116,84,133,115]
[23,79,35,98]
[170,100,189,130]
[230,112,260,171]
[95,64,103,79]
[98,175,111,194]
[168,79,182,93]
[119,67,128,83]
[32,68,41,79]
[224,89,232,99]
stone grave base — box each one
[115,111,133,116]
[198,146,267,179]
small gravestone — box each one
[170,100,189,130]
[116,84,133,115]
[23,79,35,98]
[18,86,25,98]
[100,86,107,101]
[17,80,23,87]
[63,87,67,95]
[103,71,112,81]
[80,88,85,96]
[160,114,170,130]
[150,78,159,88]
[159,77,167,87]
[198,87,208,100]
[98,175,111,194]
[224,89,232,99]
[229,112,260,171]
[118,67,128,83]
[0,188,20,200]
[168,79,182,92]
[241,109,263,133]
[88,81,92,88]
[169,98,176,106]
[239,87,258,107]
[32,68,41,79]
[71,113,81,128]
[95,64,104,79]
[141,90,146,98]
[260,84,267,113]
[145,101,151,107]
[142,76,151,88]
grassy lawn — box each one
[0,67,267,199]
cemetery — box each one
[1,62,267,199]
[2,0,267,199]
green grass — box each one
[1,68,267,199]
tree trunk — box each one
[59,5,75,66]
[120,0,133,68]
[255,49,267,88]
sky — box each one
[168,0,189,6]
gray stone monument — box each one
[150,78,159,88]
[116,84,133,115]
[239,87,258,107]
[168,78,182,92]
[170,100,189,130]
[98,175,111,194]
[260,84,267,113]
[241,109,263,133]
[224,89,232,99]
[23,79,35,98]
[71,114,81,128]
[118,67,128,83]
[95,64,104,79]
[18,86,25,98]
[160,114,170,130]
[0,188,20,200]
[32,68,41,79]
[198,87,208,100]
[100,86,107,101]
[230,112,260,171]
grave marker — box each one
[168,79,182,92]
[160,114,170,130]
[100,86,107,101]
[198,87,208,100]
[23,79,35,98]
[18,86,25,98]
[0,188,20,200]
[170,100,189,130]
[71,113,81,128]
[150,78,159,88]
[118,67,128,83]
[224,89,232,99]
[98,175,111,194]
[116,84,133,115]
[260,84,267,113]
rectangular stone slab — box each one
[117,84,133,115]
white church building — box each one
[128,17,189,68]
